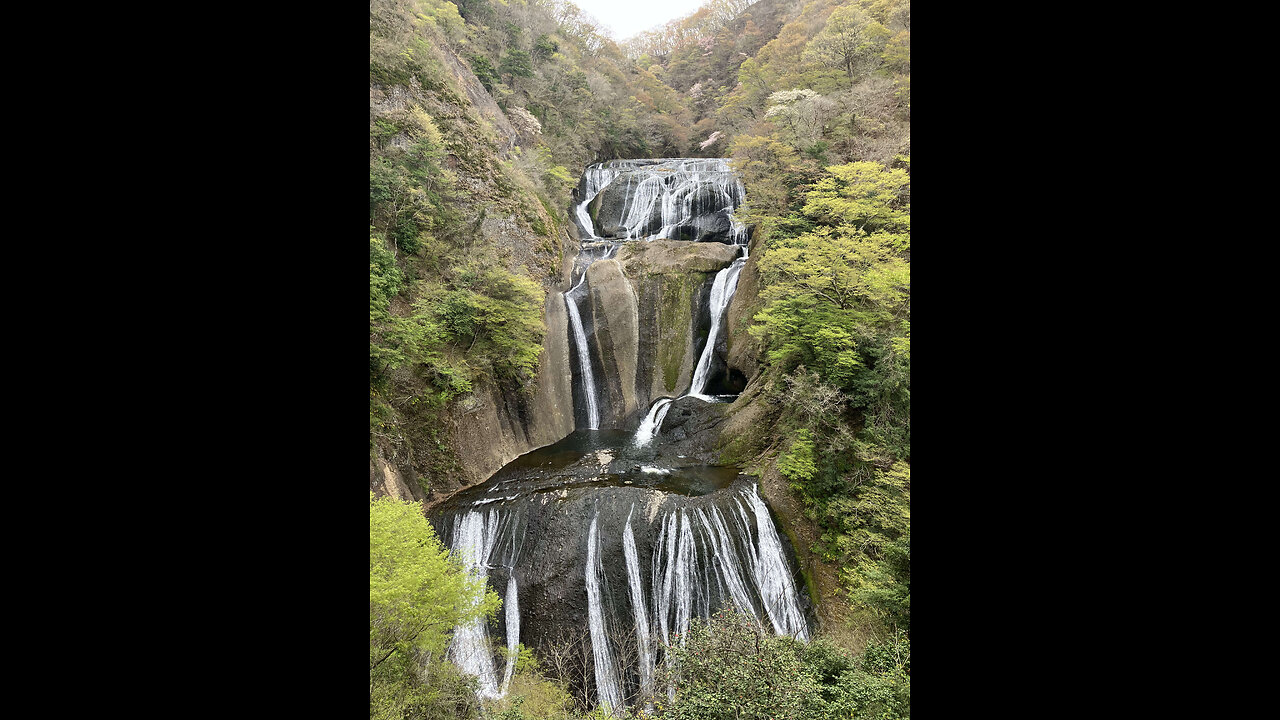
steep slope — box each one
[370,0,579,502]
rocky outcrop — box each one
[370,454,417,501]
[725,235,766,383]
[506,105,543,147]
[370,28,580,505]
[433,36,521,157]
[582,259,639,426]
[648,395,734,465]
[575,241,740,429]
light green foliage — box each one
[728,134,807,220]
[753,161,909,404]
[489,644,576,720]
[412,0,466,45]
[802,161,910,233]
[802,6,891,85]
[423,260,546,386]
[370,492,500,719]
[737,151,909,639]
[846,530,910,631]
[779,428,818,485]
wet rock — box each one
[584,260,639,426]
[651,396,731,465]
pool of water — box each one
[438,429,742,511]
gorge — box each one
[370,1,911,716]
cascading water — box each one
[586,511,624,714]
[633,397,674,447]
[580,158,747,243]
[500,575,520,693]
[447,510,507,700]
[434,462,810,714]
[688,250,746,400]
[630,239,748,444]
[432,160,810,715]
[623,506,654,709]
[565,275,600,430]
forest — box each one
[370,0,909,717]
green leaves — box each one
[370,492,501,719]
[802,162,910,233]
[657,611,909,720]
[779,429,819,485]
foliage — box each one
[500,49,535,82]
[764,89,837,148]
[369,492,500,719]
[489,644,577,720]
[656,610,822,720]
[847,531,910,631]
[469,53,500,92]
[654,610,909,720]
[802,6,891,85]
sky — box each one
[568,0,710,40]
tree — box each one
[500,50,534,84]
[802,7,890,86]
[370,493,501,718]
[764,89,837,149]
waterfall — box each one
[431,159,815,716]
[565,275,600,429]
[586,511,624,715]
[633,397,674,447]
[501,575,520,693]
[688,253,746,400]
[695,504,762,627]
[447,509,504,700]
[435,480,810,714]
[653,511,678,647]
[645,486,809,644]
[584,158,748,242]
[623,506,654,708]
[576,164,621,240]
[742,486,809,639]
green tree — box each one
[500,50,534,83]
[802,6,890,86]
[370,492,501,718]
[469,53,500,92]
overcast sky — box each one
[569,0,710,40]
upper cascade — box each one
[576,158,749,245]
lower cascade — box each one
[432,159,811,715]
[431,436,812,714]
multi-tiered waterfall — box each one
[433,159,810,716]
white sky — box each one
[569,0,710,40]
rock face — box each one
[724,234,766,385]
[573,241,740,429]
[582,259,639,426]
[649,395,734,465]
[443,289,577,492]
[427,431,814,712]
